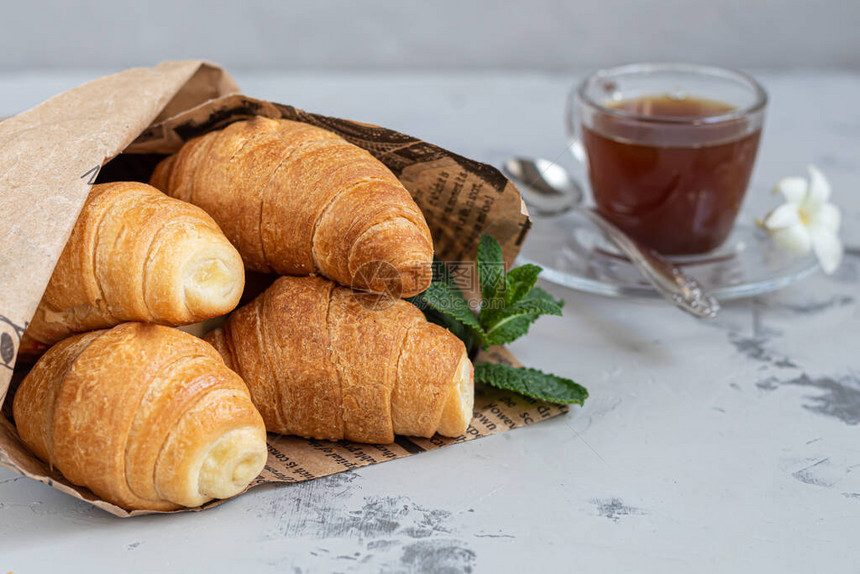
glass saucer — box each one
[517,210,819,300]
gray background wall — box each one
[0,0,857,71]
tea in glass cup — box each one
[569,64,767,255]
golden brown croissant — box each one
[150,117,434,298]
[24,181,245,348]
[13,322,267,511]
[205,275,474,444]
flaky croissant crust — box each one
[206,275,474,444]
[25,181,245,347]
[151,117,434,297]
[14,323,267,511]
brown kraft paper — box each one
[0,61,566,517]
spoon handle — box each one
[578,208,720,318]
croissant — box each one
[150,117,433,298]
[205,275,474,444]
[13,323,267,511]
[24,181,245,348]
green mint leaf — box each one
[477,235,506,324]
[413,282,485,335]
[481,294,562,347]
[482,313,539,347]
[475,362,588,406]
[413,301,468,340]
[494,297,563,323]
[521,286,565,308]
[408,259,486,352]
[408,294,478,352]
[504,263,542,306]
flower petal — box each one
[774,177,808,204]
[809,227,843,274]
[771,223,812,256]
[805,165,831,206]
[808,202,841,234]
[762,203,801,230]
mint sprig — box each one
[475,363,588,406]
[407,235,587,406]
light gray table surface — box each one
[0,69,858,573]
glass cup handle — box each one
[569,138,587,164]
[565,89,589,173]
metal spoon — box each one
[503,157,720,318]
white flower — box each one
[760,165,843,274]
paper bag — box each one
[0,61,565,517]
